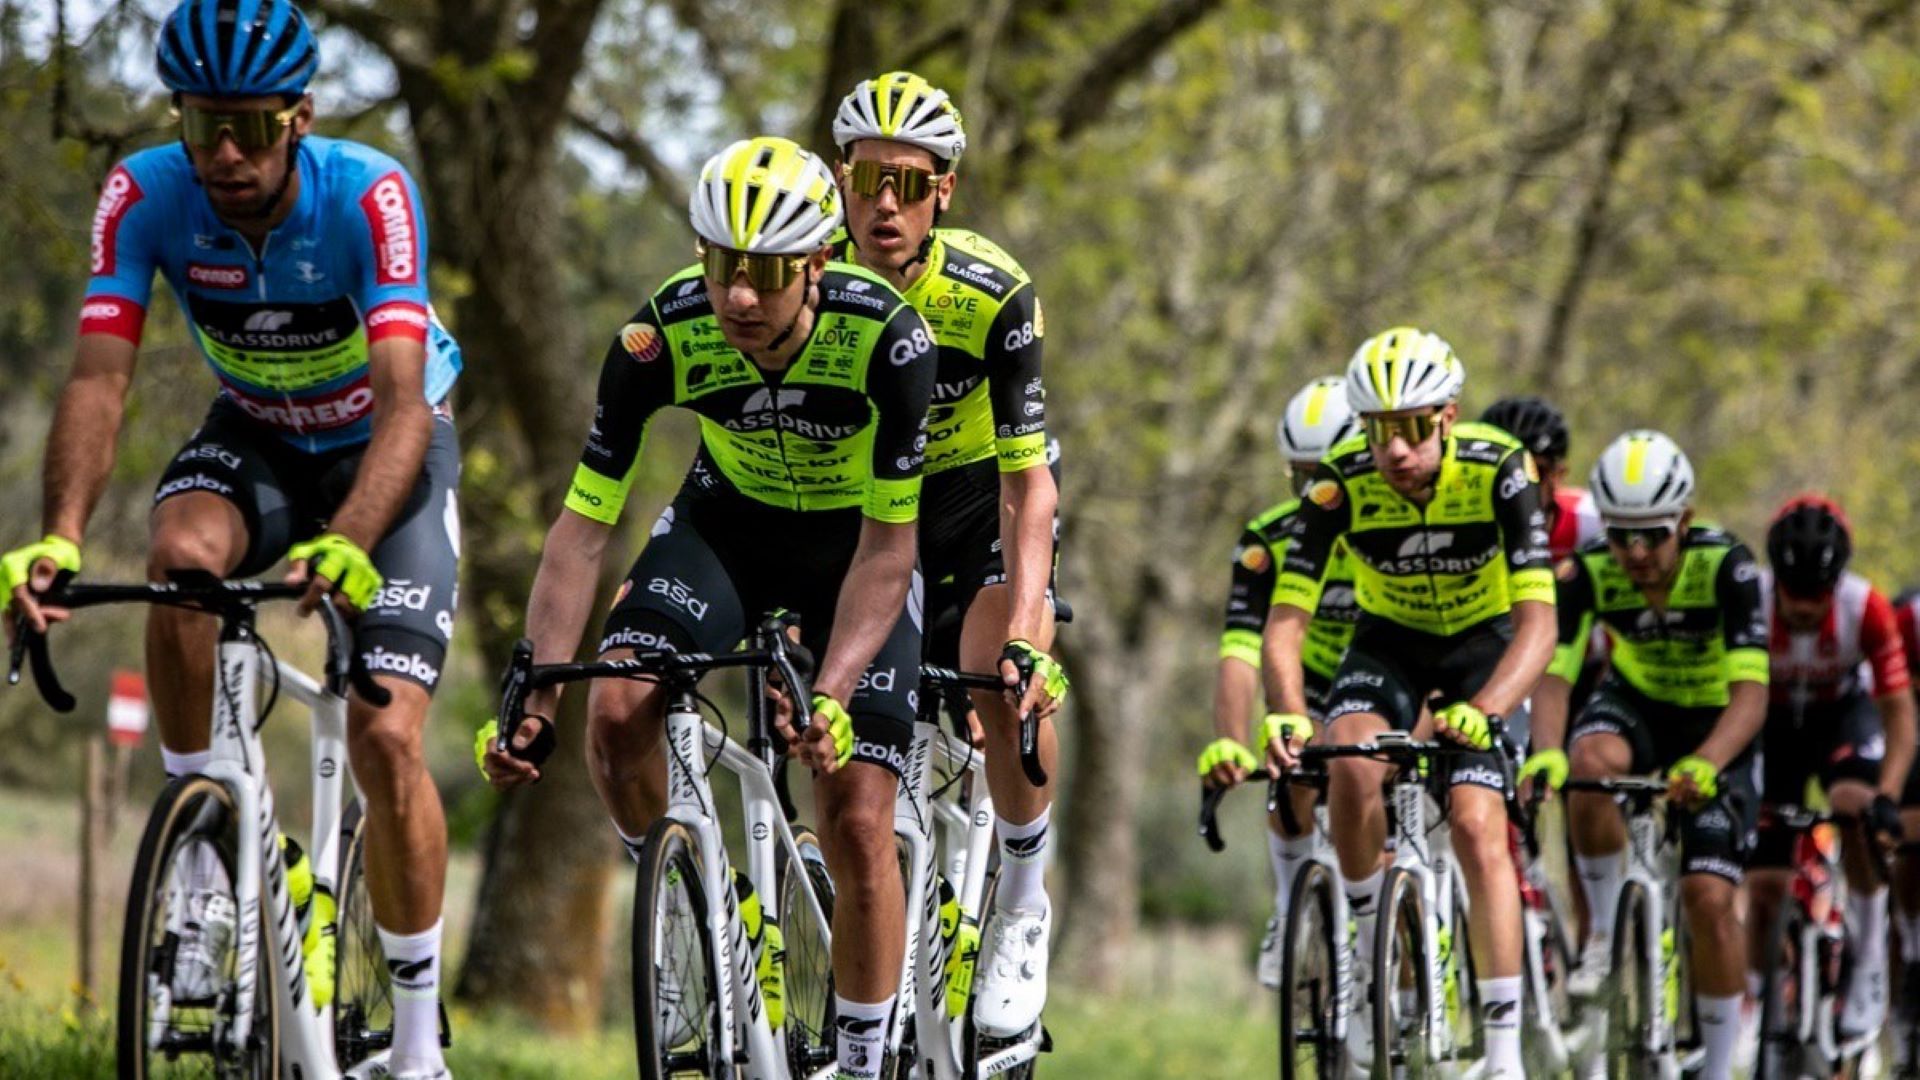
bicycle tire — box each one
[1280,861,1345,1080]
[633,819,725,1080]
[1521,904,1574,1073]
[117,774,278,1079]
[1604,880,1655,1079]
[1445,873,1480,1060]
[963,866,1039,1079]
[778,828,837,1077]
[1753,893,1809,1080]
[1372,866,1433,1079]
[331,801,393,1067]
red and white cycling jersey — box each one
[1761,568,1910,708]
[1896,589,1920,691]
[1549,486,1603,563]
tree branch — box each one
[661,0,758,128]
[570,108,688,208]
[1536,91,1635,390]
[307,0,420,70]
[806,0,879,156]
[523,0,608,131]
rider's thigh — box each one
[1680,871,1739,923]
[958,582,1054,726]
[148,492,248,577]
[585,650,669,746]
[1569,730,1632,779]
[345,677,433,780]
[1325,711,1393,791]
[1826,777,1876,816]
[814,760,901,865]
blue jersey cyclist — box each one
[1,3,459,1076]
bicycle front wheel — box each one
[1280,861,1346,1080]
[332,800,391,1068]
[1373,866,1433,1078]
[778,828,836,1078]
[1604,880,1656,1079]
[117,775,278,1079]
[634,818,725,1080]
[1754,894,1810,1080]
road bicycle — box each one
[495,615,835,1080]
[8,573,419,1078]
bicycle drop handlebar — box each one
[917,664,1050,788]
[6,571,390,711]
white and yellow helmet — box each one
[1343,327,1465,414]
[1277,376,1358,464]
[1591,430,1695,521]
[688,137,842,255]
[832,71,967,167]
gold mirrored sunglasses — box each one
[1363,411,1442,448]
[175,102,302,152]
[695,240,809,292]
[841,160,945,203]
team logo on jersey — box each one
[620,322,663,363]
[188,262,248,290]
[1238,544,1271,573]
[91,166,144,276]
[1306,479,1343,510]
[360,173,419,285]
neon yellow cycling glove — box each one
[287,533,381,611]
[1,535,80,608]
[1517,748,1569,791]
[1258,712,1314,749]
[810,694,855,768]
[1667,754,1719,800]
[1434,702,1492,751]
[1196,737,1258,777]
[1001,640,1070,703]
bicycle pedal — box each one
[439,999,452,1048]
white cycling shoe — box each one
[974,902,1051,1038]
[344,1056,451,1080]
[1841,956,1889,1037]
[170,887,236,1002]
[1257,914,1282,989]
[1567,939,1611,1000]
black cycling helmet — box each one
[1480,396,1570,461]
[1767,494,1852,597]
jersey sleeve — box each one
[1547,557,1597,681]
[79,160,162,342]
[563,306,675,525]
[862,305,937,523]
[984,284,1046,472]
[348,162,433,344]
[1493,449,1556,606]
[1274,465,1350,614]
[1220,524,1278,668]
[1862,587,1912,696]
[1717,544,1770,686]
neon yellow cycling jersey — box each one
[1549,526,1769,708]
[1276,421,1556,637]
[1220,500,1357,682]
[834,228,1046,475]
[566,262,936,524]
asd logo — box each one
[856,667,897,693]
[647,576,710,620]
[371,579,432,611]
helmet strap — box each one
[248,131,301,221]
[755,267,819,362]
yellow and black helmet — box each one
[688,136,842,254]
[1343,327,1465,413]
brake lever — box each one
[320,595,391,709]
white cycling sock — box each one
[378,919,445,1073]
[1898,907,1920,964]
[994,807,1050,915]
[161,747,212,778]
[1477,975,1523,1074]
[1343,868,1384,973]
[614,820,647,864]
[1849,885,1890,972]
[1574,852,1626,953]
[832,994,893,1080]
[1697,992,1741,1080]
[1270,831,1315,919]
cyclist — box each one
[1524,430,1764,1080]
[478,136,935,1080]
[829,71,1068,1038]
[1196,374,1358,988]
[1,2,460,1073]
[1479,395,1600,561]
[1749,494,1913,1039]
[1261,328,1557,1077]
[1895,585,1920,1065]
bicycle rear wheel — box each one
[634,819,725,1080]
[1373,866,1433,1078]
[1604,881,1656,1079]
[1280,861,1346,1080]
[779,828,836,1077]
[117,775,278,1079]
[1754,895,1810,1080]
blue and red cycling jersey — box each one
[82,135,461,453]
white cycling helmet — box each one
[1590,429,1695,521]
[689,137,843,255]
[1277,376,1358,464]
[833,71,967,167]
[1343,326,1465,414]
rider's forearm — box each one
[1260,606,1312,717]
[1213,658,1257,743]
[43,336,138,541]
[1878,689,1917,800]
[1695,680,1767,770]
[1469,598,1557,719]
[1530,675,1573,755]
[327,342,432,550]
[817,519,916,704]
[999,465,1058,644]
[521,509,615,717]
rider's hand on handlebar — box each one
[1516,748,1570,803]
[475,716,551,790]
[1869,792,1904,850]
[1665,754,1719,807]
[285,533,381,616]
[1000,640,1069,720]
[776,693,854,775]
[1433,701,1493,751]
[1258,712,1315,773]
[1196,737,1258,790]
[2,535,81,639]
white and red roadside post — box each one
[79,669,148,1003]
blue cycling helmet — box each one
[157,0,318,99]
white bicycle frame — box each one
[172,626,366,1079]
[1766,814,1874,1072]
[1518,838,1575,1072]
[1285,802,1354,1051]
[657,694,836,1080]
[1383,767,1477,1073]
[1592,794,1700,1080]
